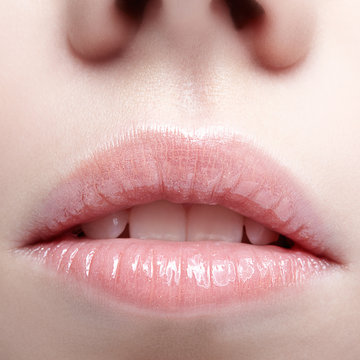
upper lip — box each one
[18,125,343,264]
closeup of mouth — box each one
[15,126,342,313]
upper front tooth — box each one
[244,218,279,245]
[129,200,186,241]
[187,204,244,242]
[82,210,129,239]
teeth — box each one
[80,202,280,245]
[244,218,279,245]
[82,210,129,239]
[187,204,244,242]
[129,200,186,241]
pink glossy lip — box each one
[19,127,339,312]
[26,238,331,311]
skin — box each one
[0,0,360,359]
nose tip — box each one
[66,0,317,69]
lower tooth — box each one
[82,210,129,239]
[244,218,279,245]
[187,204,244,242]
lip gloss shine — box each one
[24,238,331,311]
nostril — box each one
[225,0,264,29]
[222,0,317,70]
[115,0,149,20]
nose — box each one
[66,0,316,69]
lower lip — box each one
[23,236,331,312]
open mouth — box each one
[15,126,342,313]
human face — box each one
[1,0,359,359]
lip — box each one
[16,126,342,312]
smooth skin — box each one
[0,0,360,359]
